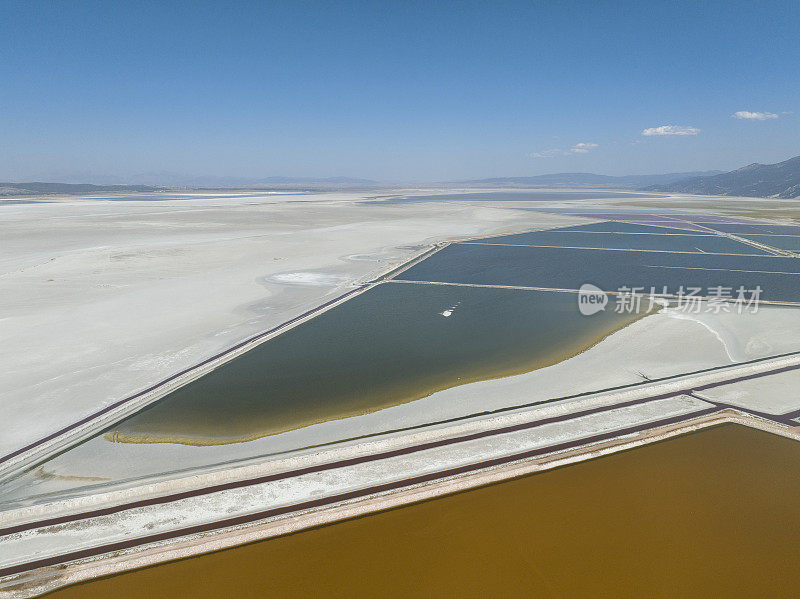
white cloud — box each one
[570,142,598,154]
[529,149,566,158]
[529,142,598,158]
[732,110,778,120]
[641,125,700,136]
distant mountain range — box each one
[458,171,724,189]
[0,176,378,196]
[643,155,800,198]
[5,157,799,198]
[0,182,161,196]
[114,173,377,187]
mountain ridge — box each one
[644,156,800,198]
[0,182,162,196]
[456,171,723,189]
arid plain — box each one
[3,188,800,597]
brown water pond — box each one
[48,424,800,598]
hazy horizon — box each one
[0,167,737,187]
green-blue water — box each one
[106,283,639,445]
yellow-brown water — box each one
[48,424,800,598]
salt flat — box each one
[5,190,800,598]
[0,190,581,462]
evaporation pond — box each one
[51,424,800,598]
[105,282,638,445]
[373,191,662,204]
[468,231,766,254]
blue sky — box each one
[2,0,798,182]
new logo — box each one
[578,283,607,315]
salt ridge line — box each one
[7,410,794,598]
[384,279,800,306]
[558,215,798,256]
[567,213,800,257]
[504,230,717,236]
[687,393,800,427]
[578,218,778,234]
[4,350,800,537]
[0,407,722,580]
[7,343,797,535]
[6,401,706,569]
[0,393,705,537]
[642,264,800,275]
[458,242,770,257]
[657,216,797,257]
[720,233,800,238]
